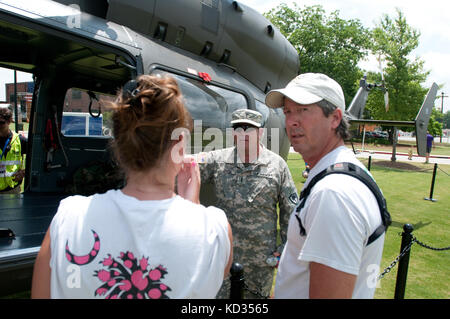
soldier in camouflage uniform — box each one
[197,109,298,298]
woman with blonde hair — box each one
[32,75,232,299]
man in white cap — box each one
[265,73,386,299]
[197,108,298,299]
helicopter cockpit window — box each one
[271,105,286,125]
[151,70,248,151]
[61,88,115,137]
[255,100,270,127]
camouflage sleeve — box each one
[277,159,298,252]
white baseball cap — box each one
[265,73,346,111]
[230,109,263,127]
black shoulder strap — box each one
[295,162,391,246]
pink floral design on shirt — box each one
[94,251,171,299]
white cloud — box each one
[422,52,450,86]
[422,51,450,113]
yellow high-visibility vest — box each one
[0,132,22,190]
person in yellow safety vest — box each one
[0,106,27,194]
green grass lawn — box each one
[286,151,450,299]
[4,121,448,299]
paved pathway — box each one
[289,147,450,165]
[354,150,450,165]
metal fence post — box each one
[424,163,438,202]
[229,262,244,299]
[368,155,372,171]
[394,224,414,299]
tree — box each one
[443,111,450,129]
[265,4,371,106]
[428,108,443,137]
[366,9,430,138]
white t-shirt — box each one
[49,190,230,299]
[275,146,385,299]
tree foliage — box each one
[366,9,430,125]
[265,4,371,106]
[428,108,443,136]
[443,111,450,129]
[265,4,436,142]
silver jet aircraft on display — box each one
[345,76,438,157]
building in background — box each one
[4,81,33,122]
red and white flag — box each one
[23,93,33,102]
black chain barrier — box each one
[377,239,414,281]
[378,234,450,281]
[230,224,449,299]
[375,224,450,299]
[413,236,450,251]
[243,282,270,299]
[437,165,450,177]
[229,263,271,299]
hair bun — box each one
[111,75,192,172]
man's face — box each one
[0,117,11,135]
[232,124,261,157]
[283,98,340,165]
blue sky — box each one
[239,0,450,113]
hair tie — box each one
[122,80,140,100]
[131,88,140,97]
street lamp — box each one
[440,92,447,113]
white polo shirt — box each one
[275,146,385,298]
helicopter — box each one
[0,0,298,296]
[0,0,437,297]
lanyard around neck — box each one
[1,137,11,159]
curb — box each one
[289,147,450,160]
[358,150,450,160]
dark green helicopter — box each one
[0,0,298,296]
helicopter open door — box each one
[0,0,141,192]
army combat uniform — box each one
[199,145,298,298]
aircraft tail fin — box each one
[346,77,371,120]
[415,82,438,156]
